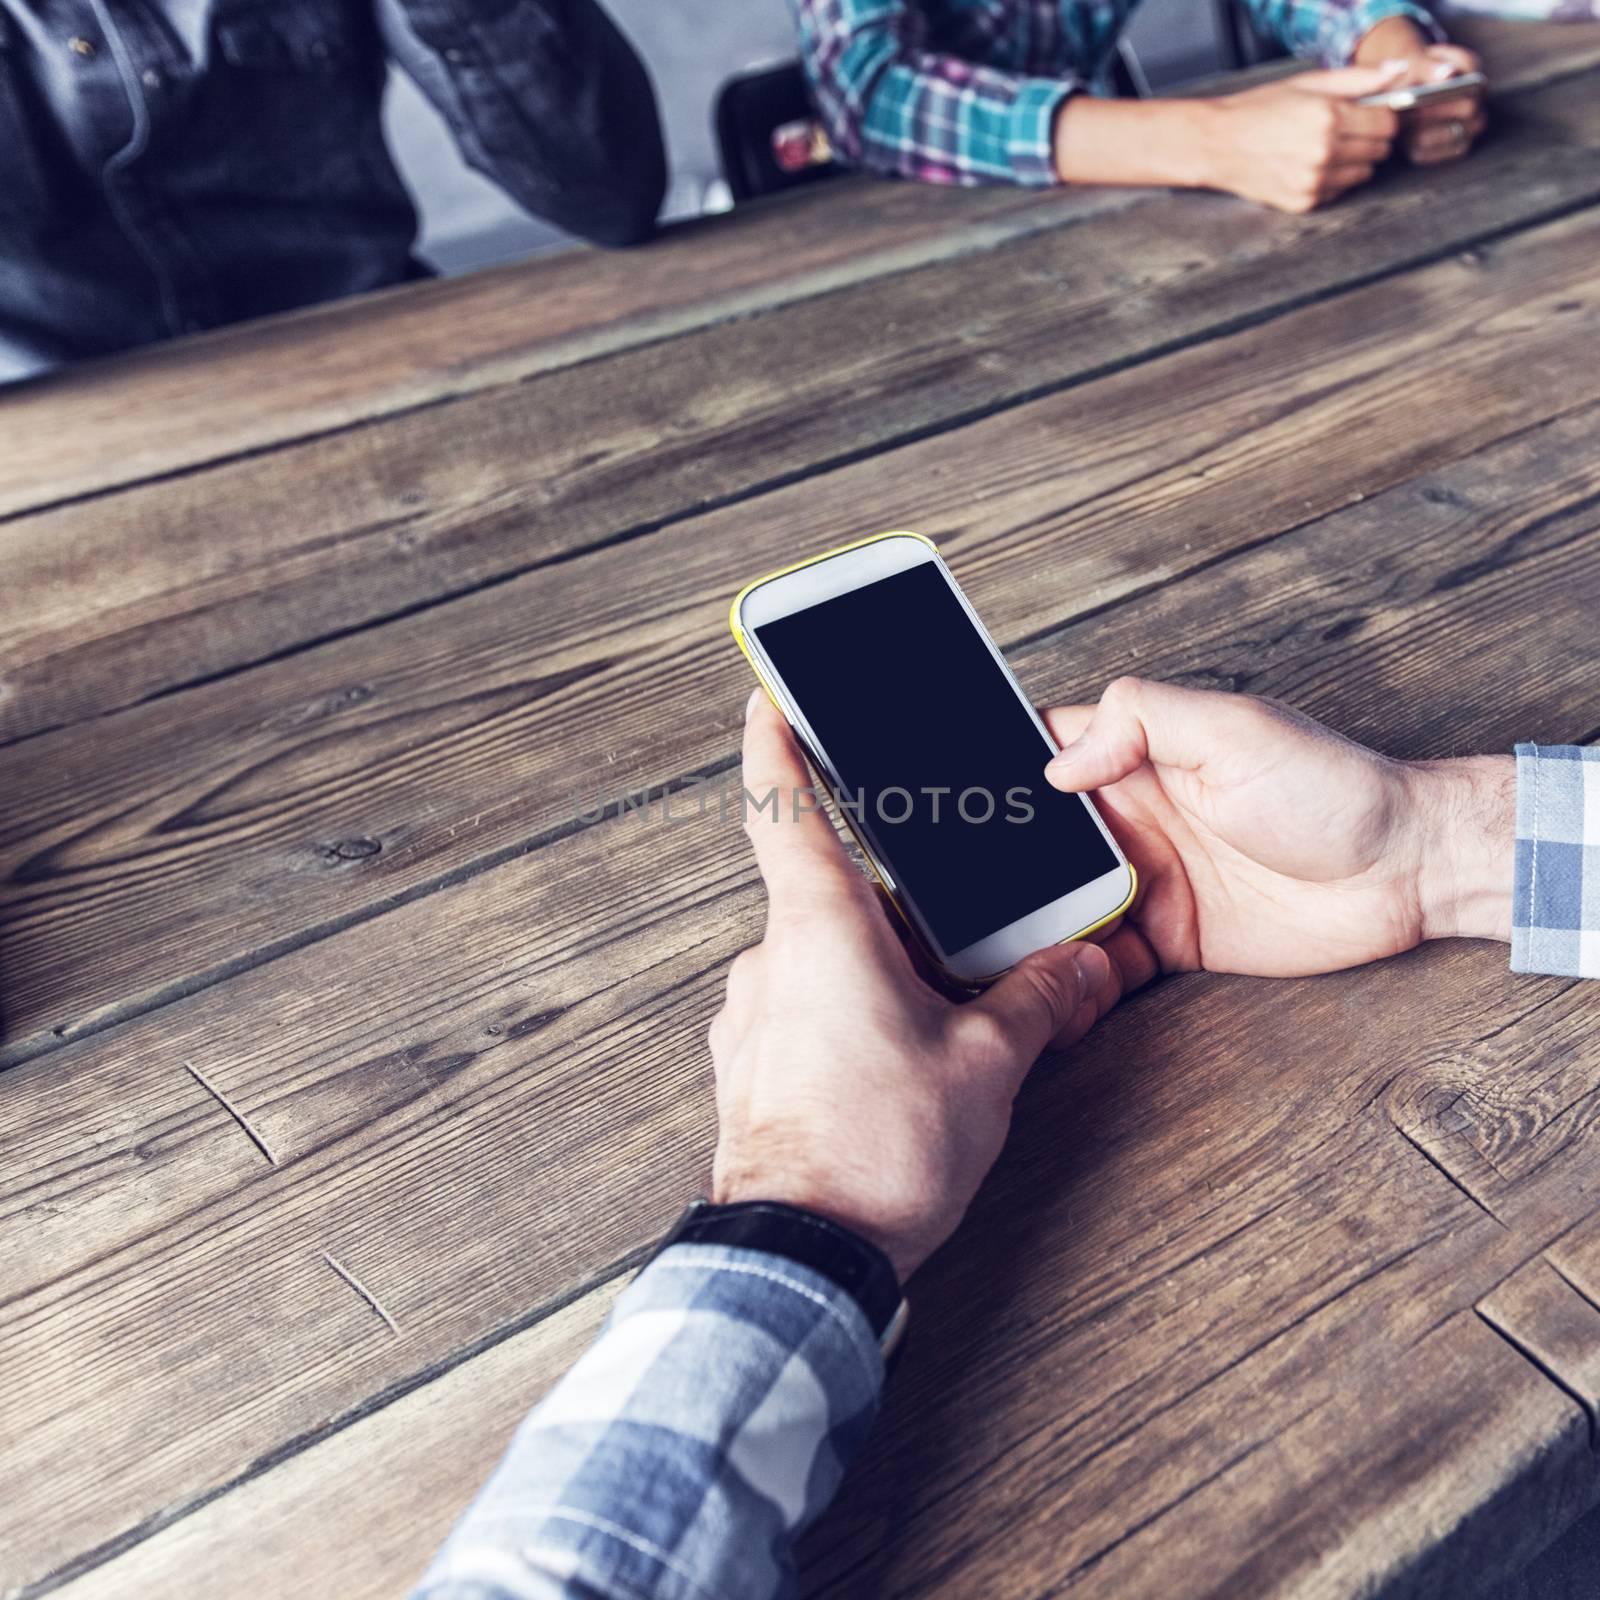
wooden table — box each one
[5,20,1600,1598]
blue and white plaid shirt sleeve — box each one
[1512,744,1600,980]
[412,1242,885,1600]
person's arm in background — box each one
[376,0,667,248]
[412,691,1125,1600]
[1060,0,1486,211]
[788,0,1097,186]
[1041,676,1599,981]
[791,0,1423,211]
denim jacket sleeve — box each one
[376,0,667,246]
[411,1242,886,1600]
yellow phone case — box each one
[728,529,1137,986]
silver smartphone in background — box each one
[1358,71,1486,111]
[730,531,1135,985]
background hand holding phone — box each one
[1200,65,1408,213]
[1043,678,1515,981]
[1350,14,1489,166]
[1378,46,1488,165]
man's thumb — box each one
[1044,675,1188,793]
[968,940,1112,1071]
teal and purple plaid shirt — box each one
[417,746,1597,1600]
[790,0,1444,185]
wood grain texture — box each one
[46,1280,624,1600]
[35,981,1591,1600]
[0,177,1131,524]
[9,23,1600,1595]
[4,69,1598,744]
[4,204,1600,1070]
[1450,16,1600,91]
[7,398,1600,1596]
[1480,1258,1600,1438]
[0,16,1584,530]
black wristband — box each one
[650,1198,904,1341]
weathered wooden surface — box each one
[2,14,1584,532]
[7,382,1600,1594]
[5,203,1600,1071]
[0,178,1127,525]
[6,21,1600,1600]
[6,67,1600,744]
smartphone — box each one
[1357,71,1486,111]
[729,530,1135,985]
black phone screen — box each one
[751,560,1118,955]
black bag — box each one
[715,62,841,204]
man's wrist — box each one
[1406,755,1516,943]
[714,1165,912,1281]
[660,1198,905,1338]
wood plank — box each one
[0,779,751,1595]
[38,1020,1567,1600]
[7,395,1600,1594]
[45,1281,623,1600]
[1451,16,1600,91]
[6,68,1600,743]
[0,178,1136,525]
[0,19,1586,528]
[1030,1313,1592,1600]
[5,202,1600,1069]
[1528,1208,1600,1381]
[1480,1257,1600,1439]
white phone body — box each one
[732,531,1135,984]
[1357,71,1486,111]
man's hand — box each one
[1354,19,1487,167]
[1043,678,1515,980]
[1198,66,1405,213]
[710,693,1124,1282]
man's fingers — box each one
[1422,44,1483,79]
[1407,110,1485,162]
[1291,62,1407,100]
[1331,102,1400,141]
[739,690,858,906]
[1407,94,1480,124]
[1333,134,1394,164]
[1320,162,1375,197]
[1044,675,1220,792]
[966,940,1115,1071]
[1408,128,1481,164]
[1102,922,1161,995]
